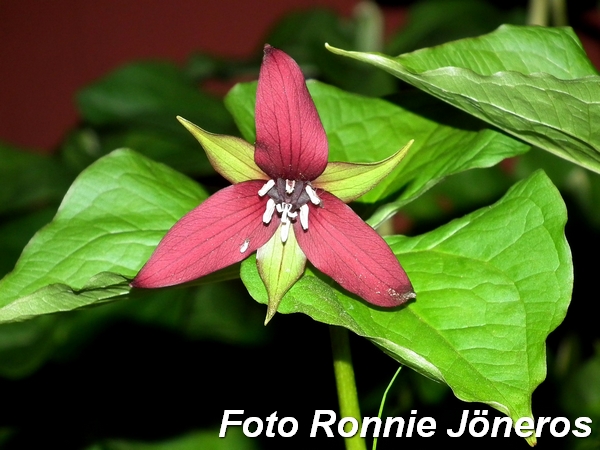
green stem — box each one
[527,0,549,26]
[354,1,384,52]
[330,325,367,450]
[551,0,568,26]
[527,0,568,26]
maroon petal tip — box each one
[132,181,277,288]
[254,45,328,181]
[295,192,414,307]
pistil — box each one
[258,178,321,242]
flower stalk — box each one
[330,325,367,450]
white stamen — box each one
[258,179,314,242]
[281,203,294,224]
[285,179,296,194]
[305,185,321,205]
[240,239,250,253]
[280,220,291,242]
[258,179,276,197]
[263,198,276,224]
[299,204,309,230]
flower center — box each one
[258,178,321,242]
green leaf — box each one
[226,81,528,226]
[60,124,217,177]
[241,171,572,443]
[0,143,72,215]
[0,149,207,323]
[266,9,354,60]
[266,8,396,97]
[77,61,232,133]
[399,164,515,225]
[385,0,524,55]
[326,25,600,174]
[101,127,216,176]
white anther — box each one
[287,210,298,219]
[280,220,291,243]
[305,185,321,205]
[299,204,309,230]
[263,198,276,224]
[280,203,294,224]
[258,179,276,197]
[240,239,250,253]
[285,179,296,194]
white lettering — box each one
[447,410,469,437]
[265,411,278,437]
[515,417,534,437]
[243,417,263,437]
[417,417,436,437]
[468,410,489,437]
[406,410,417,437]
[573,417,592,438]
[338,417,359,437]
[535,416,552,436]
[383,417,405,437]
[219,410,244,437]
[278,417,299,437]
[360,417,381,438]
[549,417,570,437]
[491,416,512,437]
[310,410,336,437]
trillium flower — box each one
[132,45,415,323]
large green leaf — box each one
[60,124,217,177]
[225,81,528,226]
[0,143,72,215]
[385,0,524,55]
[241,171,572,443]
[77,61,231,133]
[326,25,600,173]
[69,61,236,177]
[0,149,207,323]
[265,8,396,97]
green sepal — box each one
[314,140,413,202]
[256,225,307,325]
[177,116,267,183]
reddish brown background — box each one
[2,1,599,153]
[1,0,380,151]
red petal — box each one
[132,181,277,288]
[294,192,415,307]
[254,45,328,181]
